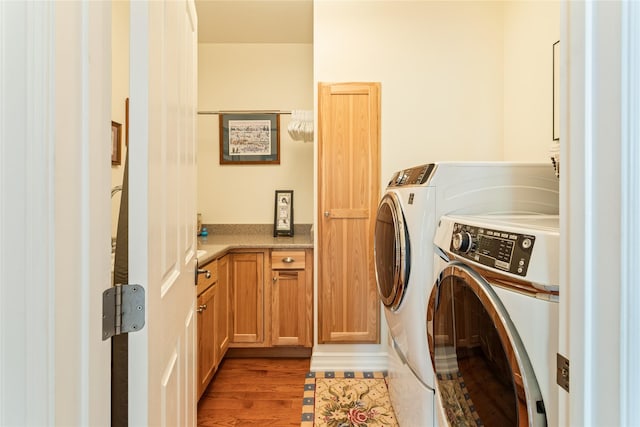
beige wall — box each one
[196,1,559,223]
[503,1,560,161]
[315,0,506,186]
[111,0,129,238]
[197,43,314,225]
[315,0,559,183]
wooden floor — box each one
[197,357,311,426]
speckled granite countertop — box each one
[197,224,313,265]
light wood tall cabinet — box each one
[317,82,381,344]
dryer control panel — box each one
[450,222,535,276]
[387,164,435,187]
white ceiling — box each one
[195,0,313,44]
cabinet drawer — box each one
[271,250,305,270]
[197,259,218,295]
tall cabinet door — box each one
[318,82,381,343]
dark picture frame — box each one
[111,121,122,165]
[273,190,294,237]
[125,97,129,147]
[553,40,560,141]
[219,113,280,165]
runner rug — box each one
[301,371,399,426]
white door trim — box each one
[1,1,111,425]
[1,2,56,424]
[128,2,150,422]
[619,2,640,424]
[561,1,639,425]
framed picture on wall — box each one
[553,40,560,141]
[125,97,129,147]
[273,190,294,237]
[219,113,280,165]
[111,121,122,165]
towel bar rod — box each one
[197,110,292,115]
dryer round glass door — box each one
[374,192,410,311]
[426,263,546,427]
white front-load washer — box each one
[373,163,559,426]
[428,214,560,427]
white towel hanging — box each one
[287,110,314,143]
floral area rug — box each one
[301,371,398,427]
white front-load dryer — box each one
[428,214,560,427]
[374,163,559,426]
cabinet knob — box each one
[197,304,207,313]
[282,257,295,263]
[197,269,211,279]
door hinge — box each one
[102,284,145,340]
[556,353,569,392]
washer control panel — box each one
[450,222,535,276]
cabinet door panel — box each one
[230,252,265,344]
[272,270,306,346]
[215,255,230,363]
[197,284,216,399]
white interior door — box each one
[1,1,111,425]
[128,1,199,425]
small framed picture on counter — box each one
[274,190,294,237]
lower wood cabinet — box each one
[229,248,313,348]
[196,256,230,400]
[197,281,216,399]
[197,247,313,399]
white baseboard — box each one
[310,350,389,372]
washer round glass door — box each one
[374,192,410,311]
[427,263,545,427]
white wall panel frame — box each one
[0,2,56,424]
[619,2,640,425]
[1,1,112,425]
[562,1,639,425]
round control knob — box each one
[452,232,473,253]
